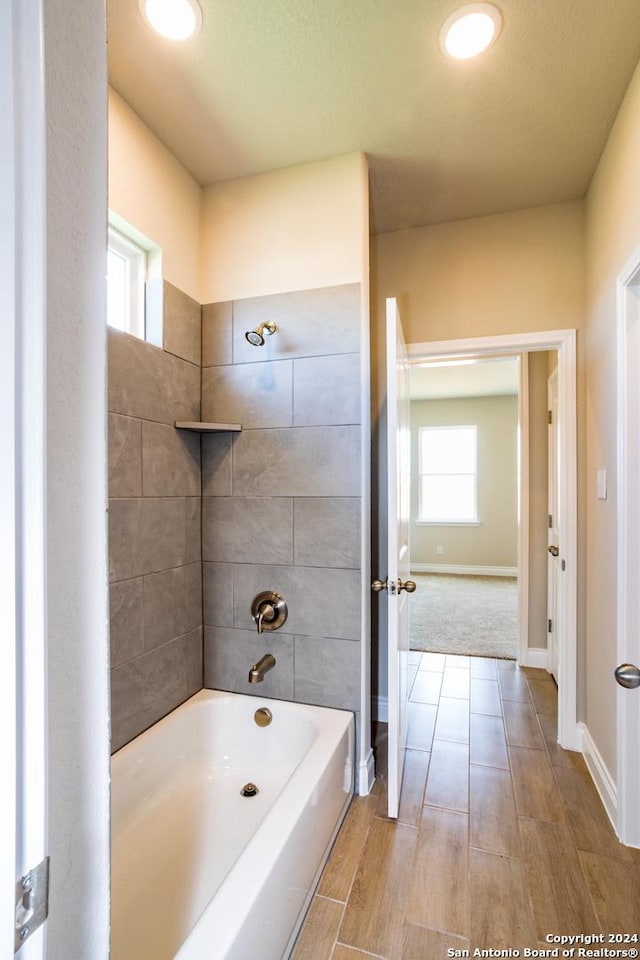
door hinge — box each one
[15,856,49,952]
[548,514,553,529]
[548,619,553,633]
[548,410,553,424]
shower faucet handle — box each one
[250,591,288,634]
[255,602,276,634]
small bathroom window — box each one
[107,214,162,342]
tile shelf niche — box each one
[174,421,242,432]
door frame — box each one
[547,368,560,683]
[408,329,579,750]
[616,247,640,847]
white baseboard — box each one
[579,722,618,832]
[358,747,375,796]
[372,695,388,723]
[519,647,549,670]
[411,563,518,577]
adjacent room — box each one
[409,356,519,660]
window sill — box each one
[416,520,481,527]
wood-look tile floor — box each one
[292,655,640,960]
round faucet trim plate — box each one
[250,591,288,633]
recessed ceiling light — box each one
[139,0,203,41]
[440,3,502,60]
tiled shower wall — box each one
[108,282,204,751]
[201,284,363,718]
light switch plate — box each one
[597,469,607,500]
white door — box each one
[383,298,414,818]
[547,369,560,683]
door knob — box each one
[398,579,417,593]
[548,545,559,557]
[614,663,640,689]
[372,579,388,592]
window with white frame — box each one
[107,225,147,339]
[418,425,478,523]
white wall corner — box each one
[579,722,618,833]
[358,747,376,796]
[519,647,549,670]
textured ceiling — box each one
[410,357,519,400]
[107,0,640,233]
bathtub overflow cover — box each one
[254,707,273,727]
[240,782,259,797]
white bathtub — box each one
[111,690,354,960]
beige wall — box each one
[374,201,585,345]
[410,396,518,568]
[200,152,368,303]
[108,87,202,301]
[108,94,369,307]
[583,59,640,775]
[371,202,585,700]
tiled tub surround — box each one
[108,282,203,752]
[108,281,365,751]
[201,284,363,722]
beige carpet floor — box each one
[409,573,517,659]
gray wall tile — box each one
[294,498,361,569]
[111,635,189,751]
[143,562,202,651]
[202,360,292,428]
[163,281,202,366]
[232,284,360,364]
[233,426,360,497]
[203,562,234,627]
[109,498,187,582]
[109,288,204,751]
[186,626,204,696]
[232,564,361,640]
[185,498,202,563]
[201,433,233,497]
[203,626,293,700]
[109,414,142,498]
[293,353,360,426]
[108,327,200,424]
[294,636,360,710]
[202,302,232,367]
[142,421,201,497]
[109,578,144,668]
[203,497,293,564]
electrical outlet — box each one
[436,545,444,555]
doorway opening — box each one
[405,330,578,754]
[379,303,578,821]
[408,355,521,662]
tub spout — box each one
[248,654,276,683]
